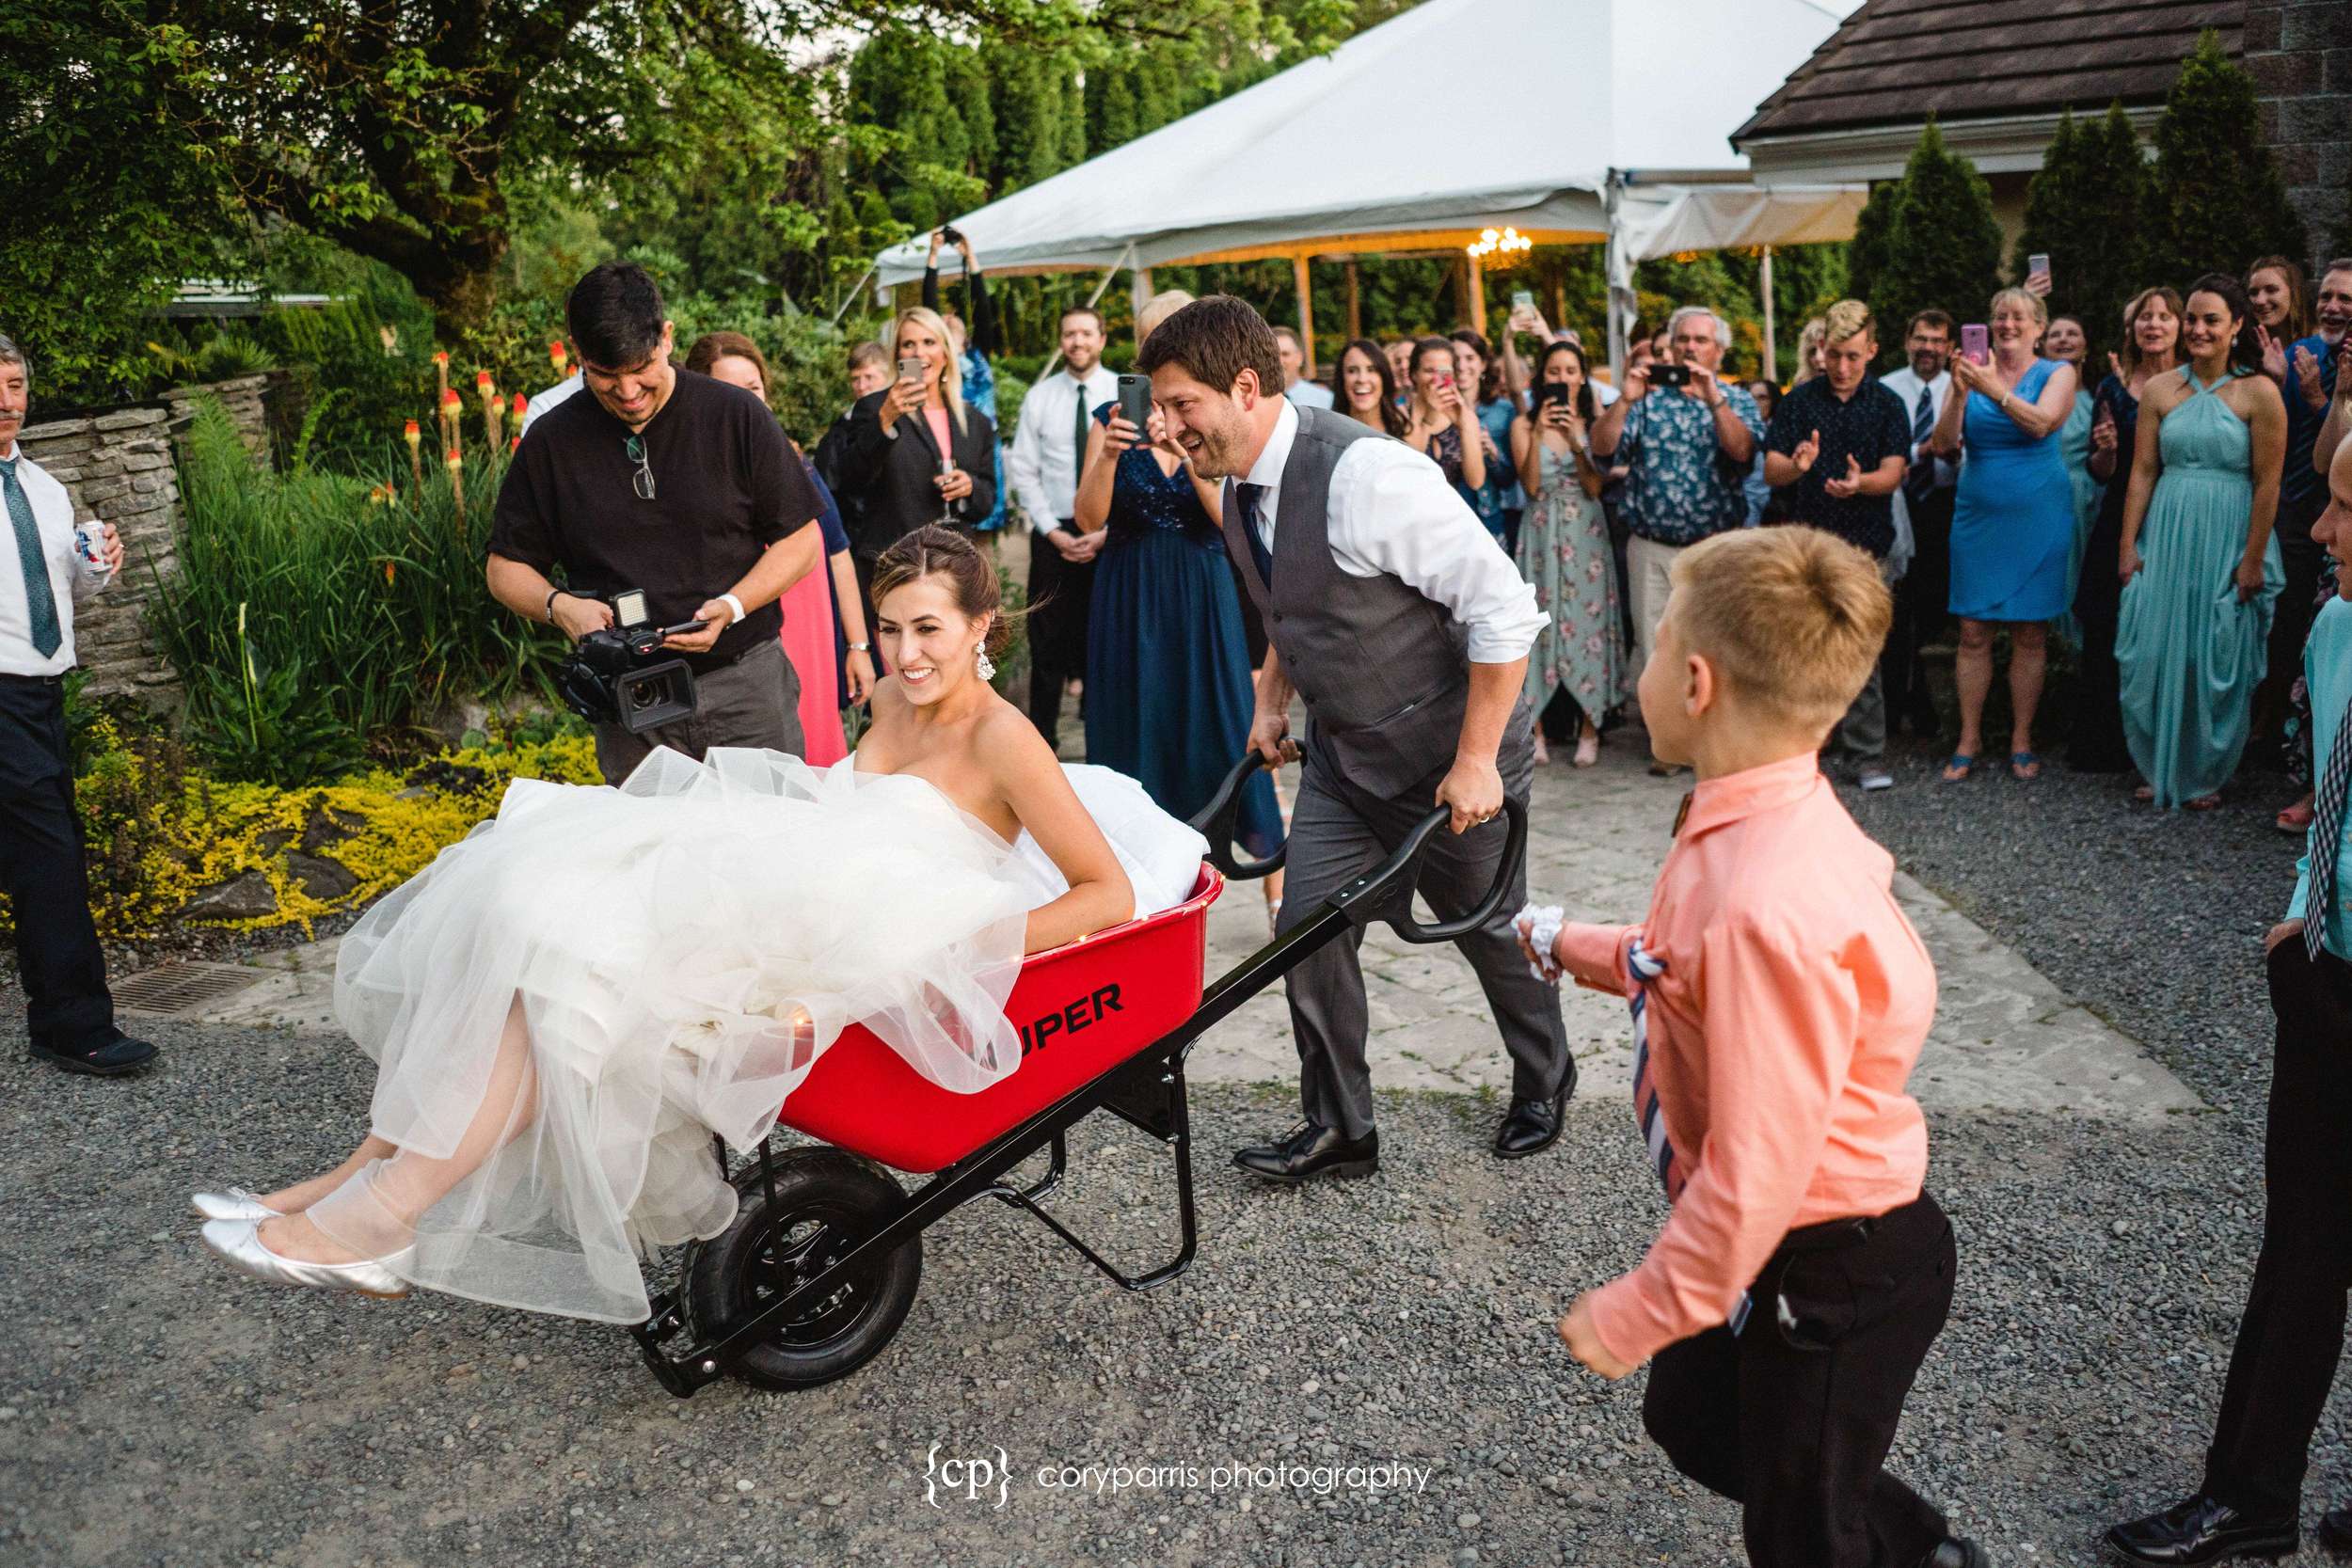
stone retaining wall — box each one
[16,375,278,707]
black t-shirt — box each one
[1764,375,1914,557]
[491,368,817,666]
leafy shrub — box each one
[0,710,600,942]
[151,398,561,784]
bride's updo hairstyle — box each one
[869,525,1017,657]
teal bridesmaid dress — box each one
[2115,370,2285,807]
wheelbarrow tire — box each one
[685,1148,922,1392]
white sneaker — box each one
[1859,769,1895,792]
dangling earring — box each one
[975,642,996,683]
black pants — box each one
[0,673,116,1050]
[1025,529,1094,744]
[1642,1194,1957,1568]
[1885,488,1956,732]
[2071,499,2132,771]
[2201,942,2352,1522]
[2259,493,2329,754]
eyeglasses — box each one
[625,434,655,501]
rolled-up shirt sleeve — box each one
[1584,912,1861,1369]
[1328,438,1546,662]
[1555,922,1635,997]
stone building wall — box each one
[16,375,278,707]
[2247,0,2352,267]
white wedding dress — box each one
[312,747,1207,1323]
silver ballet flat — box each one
[191,1187,280,1223]
[199,1219,411,1300]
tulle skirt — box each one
[313,748,1056,1322]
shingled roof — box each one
[1734,0,2242,146]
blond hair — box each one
[1667,527,1892,728]
[885,306,968,436]
[1821,299,1874,346]
[1989,286,2048,329]
[1136,289,1197,346]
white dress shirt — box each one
[1006,366,1119,532]
[1,442,112,676]
[517,372,584,438]
[1236,399,1545,664]
[1877,365,1955,578]
[1286,377,1335,409]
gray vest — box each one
[1222,405,1484,795]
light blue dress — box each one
[2057,387,2105,639]
[2116,369,2285,808]
[1948,358,2076,622]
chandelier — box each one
[1465,227,1533,264]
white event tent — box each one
[871,0,1866,377]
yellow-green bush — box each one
[5,716,600,943]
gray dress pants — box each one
[1273,725,1569,1140]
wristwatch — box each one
[846,641,872,654]
[545,587,570,622]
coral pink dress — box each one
[779,569,846,766]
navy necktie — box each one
[1233,482,1273,586]
[1904,385,1936,504]
[2,456,62,659]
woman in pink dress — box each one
[686,333,875,763]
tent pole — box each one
[828,264,878,326]
[1759,245,1777,383]
[1466,253,1486,335]
[1294,255,1316,376]
[1345,260,1362,341]
[1604,169,1630,389]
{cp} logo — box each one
[924,1442,1011,1510]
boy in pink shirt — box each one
[1523,526,1978,1568]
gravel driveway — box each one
[5,734,2348,1568]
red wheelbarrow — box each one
[628,752,1528,1395]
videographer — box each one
[488,262,822,784]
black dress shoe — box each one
[1232,1121,1378,1184]
[2106,1494,2296,1565]
[1493,1080,1571,1159]
[2317,1506,2352,1558]
[1920,1536,1990,1568]
[29,1032,158,1078]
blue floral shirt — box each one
[1615,384,1764,546]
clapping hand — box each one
[2293,345,2328,411]
[2260,325,2287,384]
[1788,427,1821,476]
[2090,405,2119,454]
[1822,453,1867,499]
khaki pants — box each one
[592,636,803,784]
[1626,534,1685,682]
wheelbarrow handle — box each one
[1186,745,1297,881]
[1334,795,1530,945]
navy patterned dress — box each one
[1084,406,1281,856]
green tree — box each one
[1,2,231,402]
[1871,120,2004,359]
[2144,29,2307,283]
[1843,178,1899,323]
[2012,103,2152,358]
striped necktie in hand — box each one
[2305,693,2352,961]
[1,457,62,659]
[1627,936,1752,1334]
[1904,385,1936,505]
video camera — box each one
[555,588,703,733]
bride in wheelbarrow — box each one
[194,524,1209,1323]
